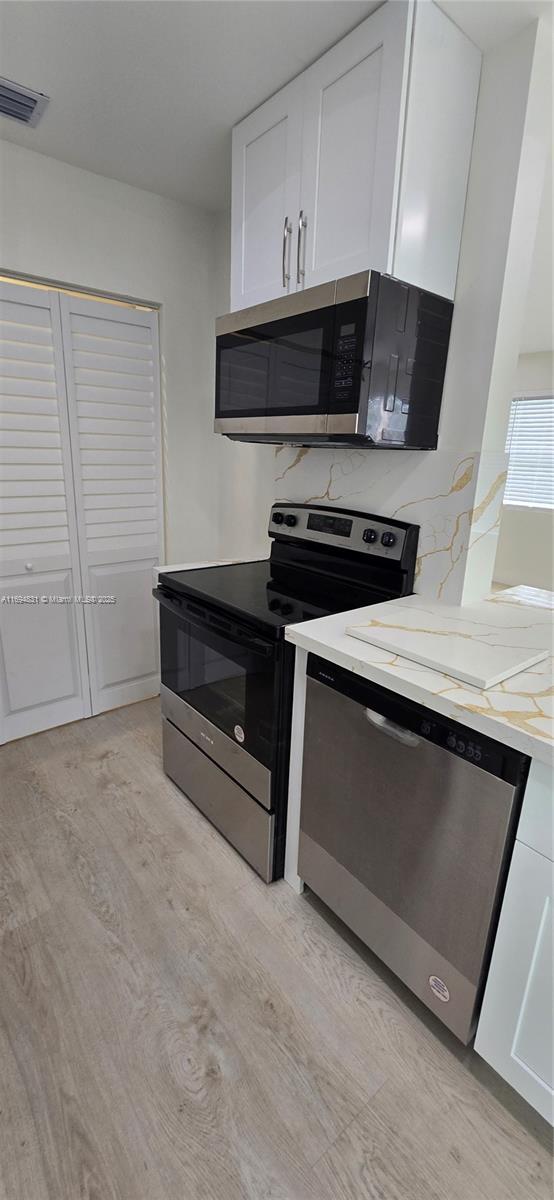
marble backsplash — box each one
[274,447,507,603]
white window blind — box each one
[504,396,554,508]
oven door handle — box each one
[364,707,420,748]
[153,587,274,657]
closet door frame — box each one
[59,294,163,716]
[0,280,91,743]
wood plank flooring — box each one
[1,698,552,1199]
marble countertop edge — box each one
[285,606,553,768]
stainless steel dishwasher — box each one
[298,654,530,1042]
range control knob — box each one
[363,528,377,544]
[381,531,397,548]
[456,740,466,755]
[273,512,284,525]
[284,514,297,527]
[447,733,457,750]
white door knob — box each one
[25,562,33,571]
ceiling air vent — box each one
[0,77,49,127]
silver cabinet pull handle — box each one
[364,707,420,748]
[282,216,292,288]
[296,210,307,286]
[25,562,34,571]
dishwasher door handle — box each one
[364,707,420,748]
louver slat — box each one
[0,300,71,561]
[63,305,161,558]
[504,397,554,508]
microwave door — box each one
[215,306,336,431]
[268,324,327,413]
[217,332,272,418]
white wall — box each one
[494,351,553,591]
[514,351,553,396]
[0,141,271,564]
[494,506,553,591]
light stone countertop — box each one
[157,558,264,574]
[285,586,553,766]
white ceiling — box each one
[0,0,550,212]
[437,0,551,51]
[0,0,381,211]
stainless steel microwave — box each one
[215,271,453,449]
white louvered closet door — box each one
[0,281,91,743]
[60,295,162,715]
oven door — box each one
[154,587,276,808]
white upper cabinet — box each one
[393,1,482,297]
[230,1,481,311]
[231,78,303,309]
[300,1,411,290]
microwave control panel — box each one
[334,323,357,391]
[329,298,368,407]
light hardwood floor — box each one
[1,698,552,1199]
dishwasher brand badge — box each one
[234,724,245,744]
[429,975,450,1003]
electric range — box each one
[153,503,419,881]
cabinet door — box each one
[392,0,480,298]
[60,295,162,716]
[299,2,412,290]
[475,839,553,1125]
[231,77,303,311]
[0,282,91,743]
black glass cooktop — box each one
[158,558,383,637]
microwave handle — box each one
[153,587,273,658]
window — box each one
[504,396,554,508]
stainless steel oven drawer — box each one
[160,685,271,809]
[162,717,274,882]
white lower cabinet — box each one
[476,807,553,1124]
